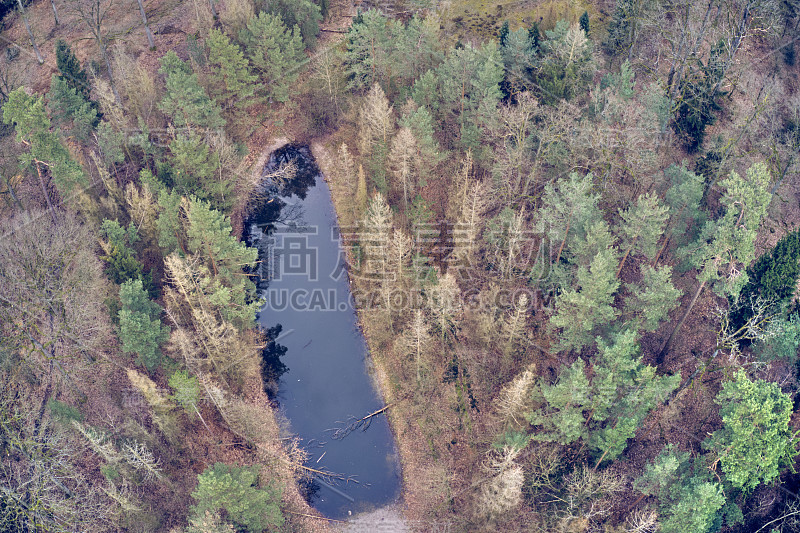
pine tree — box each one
[205,28,257,111]
[661,162,772,360]
[2,88,87,214]
[535,172,601,267]
[260,0,321,48]
[527,359,590,445]
[616,192,669,275]
[169,133,231,210]
[119,278,169,370]
[190,463,284,532]
[626,265,682,332]
[169,369,201,416]
[47,74,98,141]
[550,221,620,351]
[344,9,390,90]
[536,21,595,104]
[238,12,305,103]
[635,445,725,533]
[703,370,799,492]
[184,198,260,328]
[158,51,225,132]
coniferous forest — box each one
[2,0,800,531]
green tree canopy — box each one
[238,12,305,103]
[119,278,169,370]
[190,463,283,533]
[703,370,799,492]
[158,51,225,132]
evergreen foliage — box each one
[635,445,726,533]
[703,370,799,492]
[2,88,87,197]
[536,20,594,104]
[550,221,619,351]
[238,12,305,103]
[55,39,90,99]
[47,74,98,141]
[100,219,151,288]
[259,0,321,48]
[626,265,682,332]
[730,228,800,332]
[158,51,225,132]
[190,463,284,532]
[579,11,590,35]
[119,278,169,370]
[169,370,201,414]
[527,330,679,459]
[184,198,261,328]
[205,29,257,111]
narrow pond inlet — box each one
[245,144,401,519]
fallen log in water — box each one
[328,403,395,440]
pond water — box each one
[245,144,401,519]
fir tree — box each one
[498,20,510,47]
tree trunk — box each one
[33,162,58,225]
[207,0,217,17]
[50,0,60,25]
[17,0,44,64]
[99,41,121,103]
[658,279,706,365]
[135,0,155,49]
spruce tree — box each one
[729,228,800,333]
[55,40,90,99]
[579,11,590,35]
[2,88,87,213]
[119,278,170,370]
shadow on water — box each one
[244,143,401,519]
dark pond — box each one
[245,144,401,519]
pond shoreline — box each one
[243,139,406,522]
